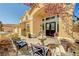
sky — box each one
[73,3,79,18]
[0,3,30,24]
[0,3,78,24]
[72,3,79,21]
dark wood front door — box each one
[46,22,56,36]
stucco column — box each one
[55,16,58,33]
[44,19,46,36]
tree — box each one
[0,21,3,31]
[44,3,65,16]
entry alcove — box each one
[41,15,59,37]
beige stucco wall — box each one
[59,15,74,40]
[25,20,33,34]
[33,17,42,37]
[58,4,73,40]
[28,5,44,37]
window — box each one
[42,24,44,30]
[26,24,30,32]
[42,19,44,21]
[51,16,55,19]
[46,23,50,30]
[51,23,55,30]
[46,17,50,20]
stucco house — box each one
[19,3,79,40]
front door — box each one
[46,22,56,36]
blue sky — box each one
[73,3,79,21]
[73,3,79,17]
[0,3,30,24]
[0,3,78,24]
